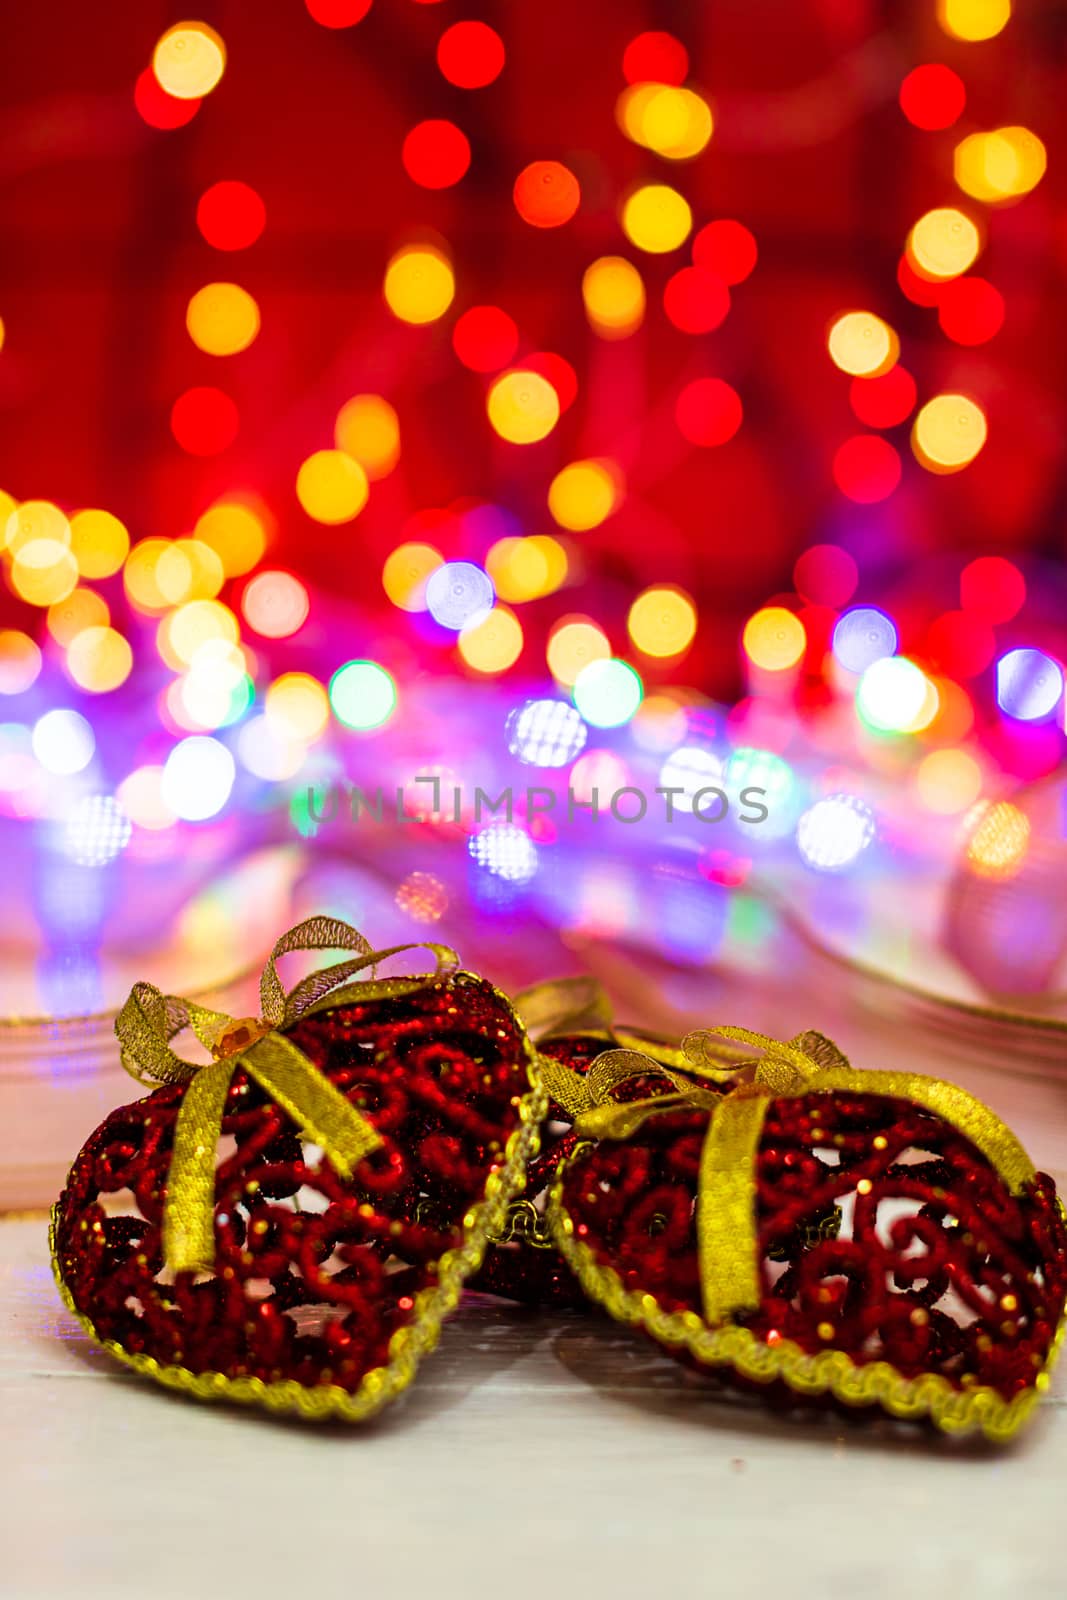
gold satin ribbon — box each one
[116,917,460,1275]
[548,1022,1037,1328]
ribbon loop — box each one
[260,916,375,1026]
[114,919,466,1276]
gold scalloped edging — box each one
[546,1155,1067,1443]
[50,977,548,1424]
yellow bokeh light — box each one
[124,538,176,613]
[827,311,898,378]
[160,599,239,669]
[618,85,713,160]
[486,369,560,445]
[526,535,569,594]
[582,256,646,339]
[743,606,806,671]
[907,208,981,280]
[628,585,698,658]
[0,630,42,695]
[156,538,225,604]
[382,542,443,611]
[547,617,611,686]
[265,672,329,742]
[383,246,455,325]
[548,459,621,531]
[621,184,692,254]
[458,605,524,674]
[0,489,15,535]
[915,748,982,814]
[47,587,109,647]
[486,535,568,602]
[5,500,70,556]
[69,509,129,578]
[912,394,987,472]
[186,282,260,356]
[965,800,1029,879]
[153,22,226,98]
[10,540,78,606]
[194,499,268,577]
[335,394,400,480]
[67,626,134,693]
[296,449,369,524]
[954,127,1046,203]
[0,318,5,353]
[937,0,1010,41]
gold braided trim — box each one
[546,1157,1067,1443]
[50,976,547,1424]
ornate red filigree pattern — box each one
[54,976,533,1394]
[559,1090,1067,1401]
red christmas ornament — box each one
[547,1027,1067,1439]
[52,922,544,1422]
[473,980,704,1308]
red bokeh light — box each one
[794,544,859,607]
[832,435,901,503]
[134,68,201,129]
[170,387,240,455]
[305,0,373,26]
[402,120,471,189]
[196,182,267,251]
[663,266,730,333]
[523,351,577,412]
[452,305,519,372]
[898,64,966,131]
[937,277,1005,345]
[692,220,758,285]
[437,22,505,88]
[512,161,580,227]
[675,379,742,446]
[849,365,917,428]
[897,254,944,307]
[622,31,688,86]
[960,556,1026,623]
[924,609,996,678]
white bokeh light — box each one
[162,735,235,821]
[507,698,587,767]
[797,793,876,872]
[468,823,538,883]
[64,794,132,866]
[32,709,95,776]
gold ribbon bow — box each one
[116,916,459,1275]
[541,1020,1037,1328]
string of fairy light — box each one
[0,1,1053,895]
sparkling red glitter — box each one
[560,1091,1067,1405]
[54,977,531,1394]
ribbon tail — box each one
[698,1093,770,1326]
[164,1060,236,1274]
[242,1033,383,1181]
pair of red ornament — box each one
[52,920,1067,1441]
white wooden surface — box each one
[3,1212,1067,1600]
